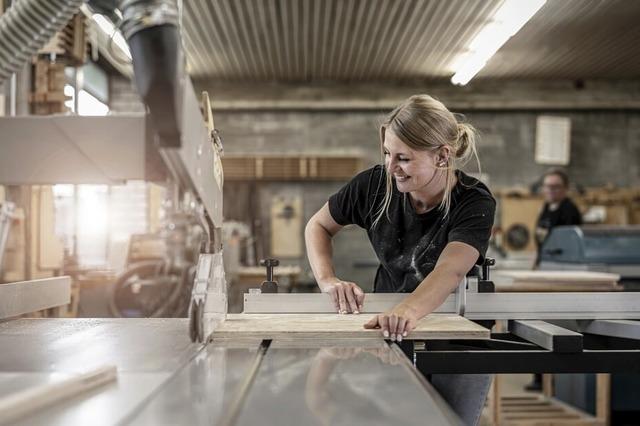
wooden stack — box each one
[576,186,640,225]
[38,13,87,66]
[30,13,87,115]
[222,155,363,181]
[30,59,68,115]
[493,394,604,425]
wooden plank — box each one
[213,313,489,340]
[0,365,117,423]
[495,271,620,284]
[0,277,70,319]
[595,374,610,425]
[509,320,583,352]
[495,281,620,292]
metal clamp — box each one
[455,277,467,316]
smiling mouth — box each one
[394,175,410,182]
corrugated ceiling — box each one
[182,0,640,81]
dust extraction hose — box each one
[0,0,83,85]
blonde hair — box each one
[371,94,480,228]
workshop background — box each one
[2,0,640,425]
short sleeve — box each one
[328,166,384,229]
[447,195,496,263]
[562,202,582,226]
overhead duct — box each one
[0,0,83,85]
[120,0,183,148]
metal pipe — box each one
[9,72,15,116]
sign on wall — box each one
[535,116,571,165]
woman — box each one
[305,94,496,425]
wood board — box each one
[212,313,489,340]
[495,270,620,284]
[494,270,621,293]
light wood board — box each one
[495,270,620,284]
[495,281,620,292]
[212,313,489,340]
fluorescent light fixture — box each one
[92,14,132,60]
[451,0,546,85]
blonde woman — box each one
[305,95,495,425]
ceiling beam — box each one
[194,79,640,111]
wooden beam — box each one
[194,79,640,111]
[509,320,583,352]
[0,365,117,423]
[0,276,70,319]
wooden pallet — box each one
[491,394,603,426]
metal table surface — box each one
[0,318,201,426]
[235,341,460,426]
[0,319,461,426]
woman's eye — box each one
[399,158,409,162]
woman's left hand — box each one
[363,303,420,342]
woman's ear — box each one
[435,146,452,166]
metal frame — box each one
[412,319,640,375]
[240,292,640,377]
[243,292,640,319]
[0,115,148,184]
[0,201,14,273]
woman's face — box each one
[383,129,441,194]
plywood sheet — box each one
[213,313,489,340]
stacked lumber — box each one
[30,59,69,115]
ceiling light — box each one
[451,0,546,86]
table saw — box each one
[2,1,640,424]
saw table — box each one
[0,315,471,425]
[3,283,640,425]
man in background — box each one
[526,168,582,391]
[534,168,582,266]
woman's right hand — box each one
[319,278,365,314]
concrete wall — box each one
[213,109,640,289]
[109,74,640,290]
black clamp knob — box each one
[259,258,279,293]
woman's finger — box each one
[396,317,407,342]
[388,314,398,341]
[363,315,379,329]
[345,284,359,313]
[336,285,347,314]
[353,286,365,311]
[379,315,390,338]
[403,319,416,337]
[327,288,340,312]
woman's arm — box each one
[305,202,365,314]
[364,241,479,341]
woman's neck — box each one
[409,171,455,213]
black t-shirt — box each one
[535,198,582,247]
[328,165,496,293]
